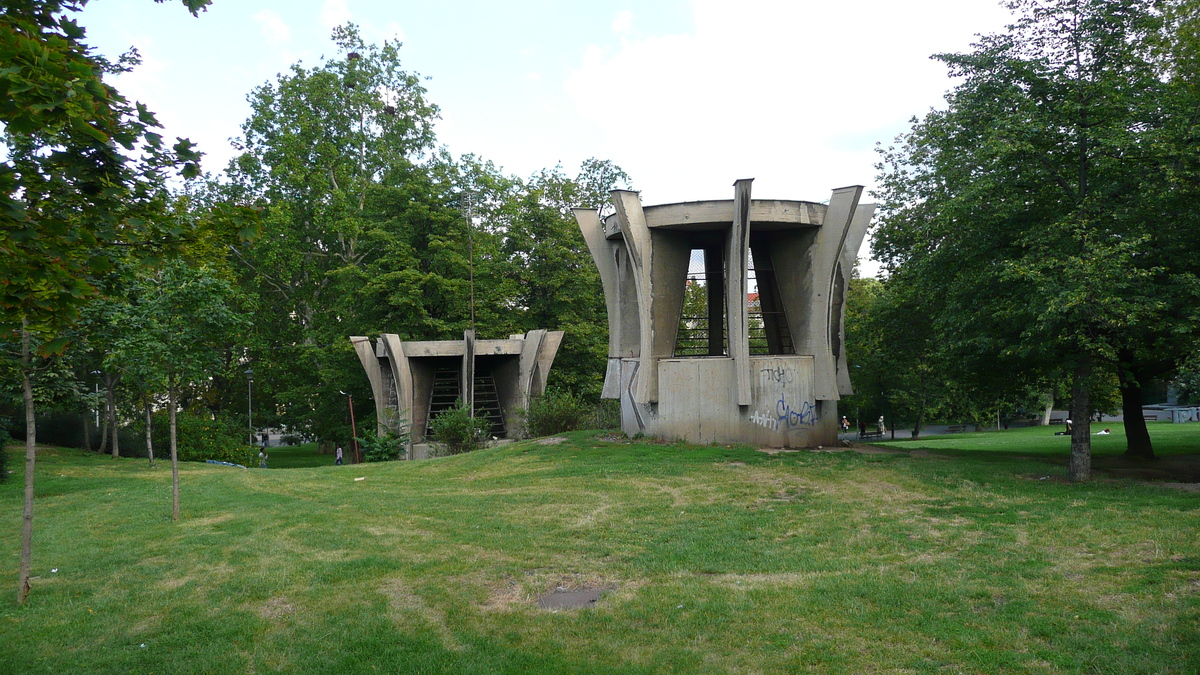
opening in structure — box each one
[674,247,727,356]
[748,238,795,355]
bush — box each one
[281,434,303,446]
[146,411,257,466]
[428,400,490,455]
[525,389,592,437]
[515,393,620,439]
[356,426,409,462]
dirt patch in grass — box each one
[379,578,463,651]
[536,587,607,610]
[258,596,295,619]
[535,436,567,445]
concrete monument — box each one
[350,329,564,443]
[574,180,875,447]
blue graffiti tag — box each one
[776,394,818,429]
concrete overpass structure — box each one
[574,180,875,447]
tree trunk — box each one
[1069,357,1092,482]
[169,375,180,521]
[82,410,91,451]
[144,395,155,467]
[105,380,119,459]
[1041,394,1053,426]
[18,322,35,604]
[912,399,926,439]
[1120,374,1155,459]
[98,398,109,455]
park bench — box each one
[1143,414,1158,421]
[858,430,885,440]
[1049,417,1064,425]
[945,425,966,433]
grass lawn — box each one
[2,429,1198,673]
[265,442,334,469]
[871,421,1195,458]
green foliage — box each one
[428,400,489,455]
[525,389,591,437]
[356,427,408,462]
[0,422,8,482]
[0,0,218,337]
[147,411,255,466]
[871,0,1200,458]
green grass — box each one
[2,430,1198,673]
[873,421,1196,458]
[263,442,335,469]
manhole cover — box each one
[536,588,605,610]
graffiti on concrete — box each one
[759,364,794,386]
[775,394,817,429]
[749,410,780,431]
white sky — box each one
[80,0,1014,276]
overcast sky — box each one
[79,0,1015,275]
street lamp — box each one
[90,370,101,427]
[245,369,254,446]
[339,390,359,464]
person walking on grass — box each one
[259,450,268,469]
[335,445,344,466]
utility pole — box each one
[466,192,475,333]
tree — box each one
[1,0,214,603]
[227,23,446,440]
[119,260,245,520]
[874,0,1200,480]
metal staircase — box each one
[424,367,506,439]
[472,373,506,438]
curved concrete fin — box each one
[574,208,622,359]
[381,334,412,432]
[835,203,877,396]
[611,190,657,404]
[533,330,565,398]
[518,329,547,409]
[812,185,863,401]
[351,336,387,434]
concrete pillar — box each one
[462,329,475,415]
[726,179,753,406]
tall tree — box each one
[1,0,215,603]
[874,0,1200,480]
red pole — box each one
[348,394,360,464]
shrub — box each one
[281,434,302,446]
[525,389,592,437]
[147,411,257,466]
[428,400,490,455]
[357,425,409,462]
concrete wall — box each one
[616,355,835,447]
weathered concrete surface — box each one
[575,180,873,448]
